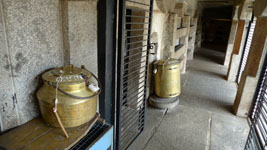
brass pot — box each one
[154,58,181,98]
[37,65,101,128]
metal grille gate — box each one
[245,55,267,150]
[116,0,153,149]
[237,16,256,84]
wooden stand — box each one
[0,113,101,150]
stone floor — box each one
[129,48,250,150]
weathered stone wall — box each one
[0,0,64,131]
[67,1,98,75]
[0,0,98,132]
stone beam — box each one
[155,0,176,13]
[254,0,267,17]
[174,2,188,17]
[238,0,253,21]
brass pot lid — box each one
[154,58,179,66]
[42,65,91,84]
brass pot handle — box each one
[50,66,102,100]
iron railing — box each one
[116,0,153,149]
[245,55,267,150]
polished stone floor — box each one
[129,48,250,150]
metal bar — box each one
[122,72,145,84]
[123,65,146,76]
[122,91,144,105]
[122,67,146,79]
[252,125,263,150]
[125,28,148,32]
[256,119,267,142]
[258,115,267,140]
[121,113,145,137]
[122,131,143,150]
[126,15,149,18]
[123,55,147,66]
[121,109,145,130]
[121,117,145,142]
[126,39,147,46]
[126,0,150,6]
[125,45,147,52]
[122,82,145,97]
[126,22,150,25]
[122,89,144,103]
[123,50,147,59]
[122,97,145,112]
[126,7,150,12]
[255,124,265,147]
[121,131,140,150]
[123,60,147,73]
[116,0,126,149]
[116,1,154,149]
[122,99,145,114]
[122,76,145,90]
[122,95,145,113]
[125,34,148,39]
[122,85,145,99]
[122,93,144,110]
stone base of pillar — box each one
[233,76,258,117]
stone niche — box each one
[152,0,194,74]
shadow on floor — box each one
[195,47,226,65]
[129,47,248,150]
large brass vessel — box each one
[37,65,101,128]
[154,58,181,98]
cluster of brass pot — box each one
[37,65,100,128]
[154,58,181,98]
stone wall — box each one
[0,0,98,132]
[152,0,197,74]
[67,1,98,75]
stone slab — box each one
[144,105,211,150]
[210,113,249,150]
[128,106,167,150]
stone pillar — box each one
[226,0,253,82]
[187,17,198,60]
[233,17,267,117]
[195,15,202,51]
[224,20,238,66]
[226,20,248,82]
[180,15,190,74]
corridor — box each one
[129,48,250,150]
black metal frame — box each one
[245,53,267,150]
[116,0,153,149]
[97,0,116,125]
